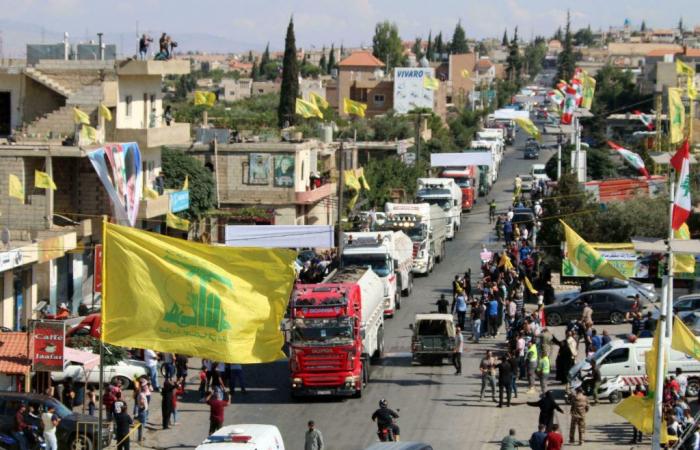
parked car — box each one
[524,146,539,159]
[195,424,285,450]
[651,295,700,320]
[511,207,535,231]
[555,277,658,303]
[530,163,549,183]
[0,392,111,450]
[520,174,534,191]
[682,312,700,336]
[410,314,455,365]
[51,359,148,389]
[544,290,637,326]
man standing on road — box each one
[488,296,500,337]
[206,390,229,435]
[590,359,602,405]
[436,294,449,314]
[544,423,563,450]
[480,350,497,402]
[453,327,464,375]
[489,199,497,224]
[526,341,539,393]
[144,349,160,391]
[529,424,547,450]
[305,420,324,450]
[113,404,133,450]
[536,352,550,394]
[497,352,513,407]
[581,302,593,328]
[160,377,175,430]
[452,292,468,330]
[471,299,483,343]
[569,387,589,445]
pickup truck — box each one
[410,314,456,365]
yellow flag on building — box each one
[672,316,700,360]
[581,74,597,109]
[80,125,98,143]
[668,87,686,144]
[514,117,541,141]
[460,69,470,79]
[73,107,90,125]
[309,92,329,109]
[343,97,367,118]
[8,174,24,201]
[102,222,296,363]
[355,167,370,191]
[561,220,626,280]
[688,76,698,100]
[423,76,439,90]
[194,91,216,107]
[676,59,695,76]
[34,170,57,190]
[673,223,696,274]
[166,212,190,231]
[98,104,112,122]
[182,175,189,191]
[295,98,323,119]
[524,276,538,294]
[144,186,160,199]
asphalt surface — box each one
[138,131,603,450]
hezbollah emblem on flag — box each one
[573,243,606,275]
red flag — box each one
[672,140,692,230]
[671,140,690,172]
[607,141,650,178]
[561,86,577,125]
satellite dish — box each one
[0,227,9,248]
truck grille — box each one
[302,354,345,371]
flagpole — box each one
[665,178,675,340]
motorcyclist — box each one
[371,399,400,441]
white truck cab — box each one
[196,425,285,450]
[416,178,462,240]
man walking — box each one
[569,387,589,445]
[144,349,160,391]
[305,420,324,450]
[536,353,550,394]
[452,292,468,330]
[206,390,229,435]
[228,364,247,395]
[526,341,539,393]
[479,350,497,402]
[161,377,175,430]
[488,296,500,337]
[41,405,59,450]
[436,294,449,314]
[471,299,483,343]
[497,352,513,407]
[113,404,133,450]
[453,327,464,375]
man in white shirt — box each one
[506,207,514,222]
[41,405,59,450]
[144,349,160,391]
[676,367,688,397]
[453,327,464,375]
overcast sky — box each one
[1,0,698,53]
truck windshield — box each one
[291,317,354,345]
[419,198,451,211]
[402,226,425,241]
[341,254,391,277]
[454,179,471,188]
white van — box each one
[569,337,700,396]
[196,425,285,450]
[530,164,548,183]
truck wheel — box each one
[546,313,562,327]
[608,390,622,404]
[609,311,624,324]
[687,379,700,397]
[395,293,401,310]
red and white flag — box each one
[633,110,655,131]
[571,77,583,107]
[561,86,577,125]
[607,141,650,178]
[671,140,692,230]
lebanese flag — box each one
[561,86,577,125]
[607,141,650,178]
[633,110,655,130]
[671,140,691,230]
[572,78,583,106]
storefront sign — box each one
[94,244,103,293]
[0,249,23,272]
[32,321,65,372]
[169,190,190,213]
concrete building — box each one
[251,81,281,96]
[335,51,390,118]
[220,78,253,102]
[0,58,190,329]
[185,140,338,231]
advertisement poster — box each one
[249,153,270,185]
[393,67,435,114]
[94,244,103,293]
[32,321,65,372]
[274,155,295,187]
[562,243,649,279]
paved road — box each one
[134,132,644,449]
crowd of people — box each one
[138,33,178,60]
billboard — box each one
[170,191,190,213]
[393,68,435,114]
[225,225,334,248]
[32,321,65,372]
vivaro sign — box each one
[393,67,435,114]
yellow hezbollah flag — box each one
[672,316,700,361]
[514,117,541,141]
[98,104,112,122]
[343,97,367,118]
[8,174,24,201]
[688,76,698,100]
[34,170,57,190]
[614,394,668,438]
[194,91,216,107]
[80,125,98,144]
[166,212,190,231]
[423,76,439,90]
[645,322,664,395]
[498,252,514,270]
[669,87,685,144]
[182,175,189,191]
[102,222,296,363]
[676,59,695,77]
[581,74,596,109]
[460,69,470,79]
[355,167,370,191]
[561,220,626,280]
[673,223,695,274]
[524,276,538,294]
[295,98,323,119]
[344,169,361,210]
[144,186,159,200]
[309,92,329,110]
[73,107,90,125]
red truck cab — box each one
[440,166,477,212]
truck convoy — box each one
[439,166,479,212]
[383,203,447,276]
[289,267,385,398]
[416,178,462,240]
[341,231,414,316]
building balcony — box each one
[137,194,170,219]
[112,122,190,149]
[116,59,190,76]
[295,182,335,205]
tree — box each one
[553,26,563,42]
[435,32,444,60]
[556,11,576,84]
[327,43,336,74]
[162,147,216,219]
[412,37,423,60]
[477,40,488,56]
[679,17,684,34]
[574,26,595,46]
[300,61,322,78]
[247,50,254,62]
[69,336,127,366]
[372,21,404,72]
[278,17,299,128]
[260,43,270,70]
[364,157,429,207]
[505,27,522,82]
[524,38,547,78]
[339,43,345,58]
[319,47,327,75]
[640,20,647,32]
[502,29,509,47]
[426,31,433,61]
[174,73,196,100]
[251,61,260,81]
[450,21,469,54]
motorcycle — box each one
[377,409,400,442]
[0,427,46,450]
[568,373,627,404]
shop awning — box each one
[0,333,30,375]
[64,347,99,371]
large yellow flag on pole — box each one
[343,98,367,118]
[309,92,329,110]
[102,222,296,363]
[669,87,686,144]
[560,220,627,280]
[34,170,57,190]
[8,174,24,201]
[581,74,597,109]
[673,223,696,274]
[672,316,700,360]
[514,118,541,141]
[295,98,323,119]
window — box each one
[601,348,629,365]
[374,94,385,106]
[125,95,132,116]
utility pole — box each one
[655,93,663,152]
[337,143,345,256]
[415,116,421,166]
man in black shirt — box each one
[114,405,133,450]
[497,352,514,407]
[371,399,399,441]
